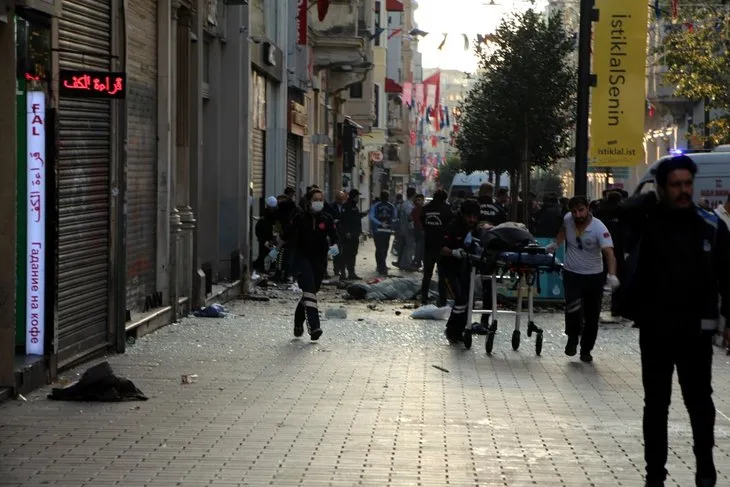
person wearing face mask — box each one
[440,199,482,344]
[617,155,730,487]
[547,195,618,363]
[282,189,339,340]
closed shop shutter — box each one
[286,134,298,190]
[125,0,158,312]
[57,0,112,365]
[252,128,265,199]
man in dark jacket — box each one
[533,193,564,238]
[617,155,730,487]
[594,190,627,317]
[420,190,453,305]
[339,189,364,280]
[476,182,508,328]
[327,191,349,279]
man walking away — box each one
[420,190,453,305]
[396,187,418,271]
[548,195,618,363]
[340,189,363,280]
[617,155,730,487]
[369,191,398,276]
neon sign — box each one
[26,91,46,355]
[59,70,126,99]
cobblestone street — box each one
[2,247,730,486]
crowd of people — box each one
[252,154,730,486]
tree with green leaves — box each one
[657,2,730,146]
[455,9,576,220]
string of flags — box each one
[368,27,499,50]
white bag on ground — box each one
[410,304,451,320]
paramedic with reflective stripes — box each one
[617,155,730,487]
[440,199,482,343]
[284,188,339,341]
[548,196,618,363]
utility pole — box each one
[574,0,597,197]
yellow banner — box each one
[589,0,649,167]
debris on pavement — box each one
[193,303,226,318]
[324,307,348,319]
[181,374,199,384]
[432,365,450,373]
[48,361,148,402]
[346,277,436,301]
[410,305,451,320]
[17,394,27,402]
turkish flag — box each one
[317,0,330,21]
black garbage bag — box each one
[48,361,148,402]
[477,223,537,253]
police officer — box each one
[477,183,508,328]
[440,199,481,343]
[369,191,398,275]
[340,189,364,280]
[617,155,730,487]
[420,190,453,306]
[284,188,339,341]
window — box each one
[374,1,382,47]
[349,82,363,99]
[374,84,381,127]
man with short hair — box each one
[618,155,730,487]
[340,189,364,280]
[420,190,453,305]
[548,195,618,362]
[328,191,349,279]
[369,191,398,276]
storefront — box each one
[252,70,266,204]
[55,0,119,366]
[14,8,53,389]
[287,99,307,192]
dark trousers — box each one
[443,270,470,339]
[421,249,447,305]
[341,236,360,276]
[374,231,392,273]
[563,270,604,353]
[639,325,716,485]
[414,231,424,267]
[294,255,327,332]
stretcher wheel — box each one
[535,332,543,356]
[485,332,495,355]
[527,321,535,337]
[463,330,473,350]
[511,330,520,350]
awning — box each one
[386,0,404,12]
[385,78,403,94]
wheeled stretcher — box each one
[462,245,562,355]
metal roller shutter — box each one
[252,128,265,198]
[125,0,158,312]
[286,135,298,190]
[57,0,112,365]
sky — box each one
[413,0,549,72]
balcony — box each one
[311,0,371,72]
[646,66,688,105]
[386,95,404,137]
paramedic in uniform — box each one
[548,195,618,362]
[617,155,730,487]
[284,188,339,341]
[477,182,508,328]
[369,191,398,275]
[420,190,453,306]
[440,199,481,343]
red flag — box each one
[423,70,441,128]
[671,0,679,19]
[317,0,330,21]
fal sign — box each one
[26,91,46,355]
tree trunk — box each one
[521,116,530,226]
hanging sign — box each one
[26,91,46,355]
[59,70,126,99]
[589,0,649,166]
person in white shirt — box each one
[548,196,619,362]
